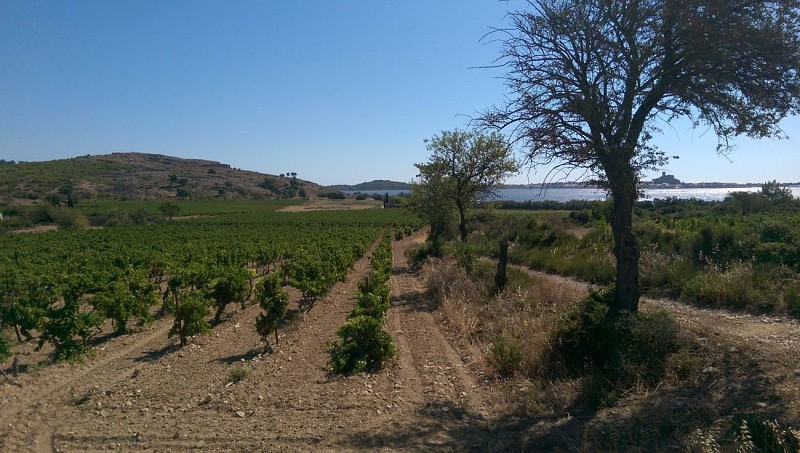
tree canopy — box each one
[411,130,518,242]
[483,0,800,312]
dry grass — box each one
[422,259,588,413]
[422,257,800,451]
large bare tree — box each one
[483,0,800,312]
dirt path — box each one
[0,232,501,452]
[516,266,800,419]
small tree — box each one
[169,291,210,346]
[255,274,289,353]
[37,274,101,361]
[210,267,250,323]
[409,160,456,246]
[91,267,157,334]
[159,202,180,220]
[761,180,795,204]
[413,130,518,242]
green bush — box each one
[351,291,390,320]
[785,282,800,318]
[545,289,680,407]
[37,301,102,362]
[357,276,390,305]
[169,291,211,346]
[681,262,771,312]
[409,237,445,267]
[0,335,10,361]
[255,274,289,352]
[487,336,526,378]
[328,315,396,374]
[48,206,89,230]
[228,366,251,383]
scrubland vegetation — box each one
[499,183,800,318]
[399,179,800,451]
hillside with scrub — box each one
[0,153,320,203]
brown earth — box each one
[1,233,799,452]
[277,199,383,212]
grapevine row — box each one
[0,207,418,361]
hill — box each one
[328,179,411,191]
[0,153,320,202]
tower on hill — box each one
[651,171,681,185]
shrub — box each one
[681,262,768,312]
[409,236,445,267]
[785,282,800,319]
[228,366,251,383]
[37,301,102,362]
[328,315,396,374]
[351,291,390,320]
[487,336,526,378]
[0,335,10,361]
[357,277,390,305]
[48,206,89,230]
[255,274,289,352]
[169,291,211,346]
[544,289,681,407]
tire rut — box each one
[1,317,176,452]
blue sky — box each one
[1,1,798,186]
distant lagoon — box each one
[347,187,800,203]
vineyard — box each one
[0,201,419,362]
[3,198,800,451]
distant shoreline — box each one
[334,181,800,193]
[503,182,800,190]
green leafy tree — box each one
[761,180,795,204]
[409,160,456,248]
[210,266,250,323]
[37,275,102,361]
[412,129,518,242]
[169,291,210,346]
[91,266,157,334]
[482,0,800,312]
[0,273,56,342]
[159,202,180,220]
[255,274,289,352]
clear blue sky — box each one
[1,1,798,186]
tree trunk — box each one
[494,239,509,294]
[179,322,187,346]
[609,181,640,313]
[456,200,468,242]
[213,302,225,324]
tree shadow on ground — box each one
[390,288,437,313]
[134,343,179,363]
[213,348,262,366]
[338,339,787,451]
